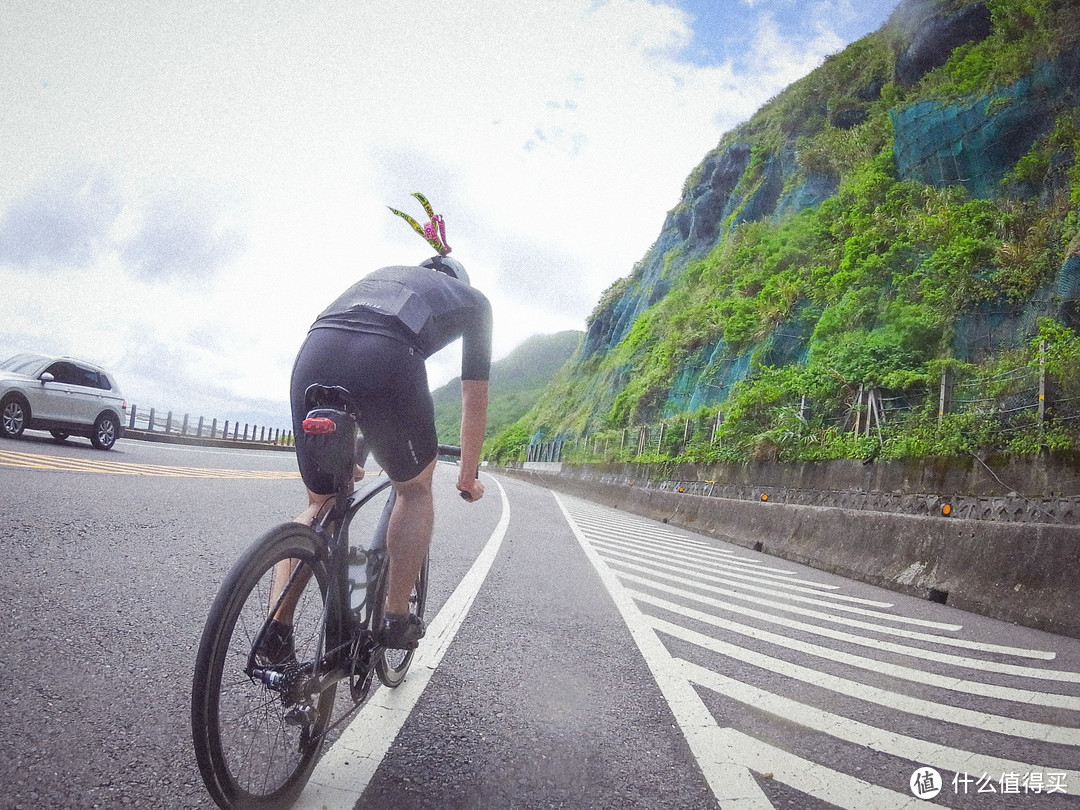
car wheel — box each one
[50,430,70,443]
[91,413,119,450]
[1,395,29,439]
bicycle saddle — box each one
[304,384,360,418]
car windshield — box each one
[0,354,49,375]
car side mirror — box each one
[40,372,55,384]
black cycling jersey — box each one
[310,265,493,381]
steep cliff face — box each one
[511,0,1080,455]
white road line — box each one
[652,616,1080,744]
[710,727,923,810]
[605,552,961,629]
[564,515,739,555]
[293,475,511,810]
[575,523,847,587]
[617,568,1058,660]
[634,590,1080,710]
[630,585,1079,682]
[565,507,729,545]
[678,658,1080,783]
[590,535,887,606]
[568,511,820,579]
[555,493,773,809]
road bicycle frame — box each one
[246,426,397,710]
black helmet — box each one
[420,255,470,286]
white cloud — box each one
[120,187,245,282]
[0,168,121,271]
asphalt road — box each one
[2,432,1079,809]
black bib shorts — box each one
[290,328,437,491]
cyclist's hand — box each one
[353,464,366,482]
[457,476,484,502]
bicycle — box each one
[191,384,461,810]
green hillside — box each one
[433,330,583,446]
[491,0,1080,465]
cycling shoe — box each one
[379,613,425,650]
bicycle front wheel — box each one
[192,523,335,810]
[375,555,429,688]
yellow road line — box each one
[0,448,302,480]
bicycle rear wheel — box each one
[192,523,335,810]
[375,555,429,688]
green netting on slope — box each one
[1058,255,1080,301]
[663,313,812,417]
[892,51,1080,198]
[952,296,1058,362]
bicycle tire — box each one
[192,523,335,810]
[374,555,429,688]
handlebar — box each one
[436,445,479,500]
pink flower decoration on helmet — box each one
[388,192,452,256]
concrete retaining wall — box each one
[501,467,1080,640]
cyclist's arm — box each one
[457,379,488,502]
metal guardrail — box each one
[126,404,293,446]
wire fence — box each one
[126,403,293,446]
[527,347,1071,465]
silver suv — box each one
[0,353,127,450]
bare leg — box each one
[269,458,366,622]
[264,489,334,623]
[384,458,436,615]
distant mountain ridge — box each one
[433,330,583,446]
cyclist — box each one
[282,194,491,652]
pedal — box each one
[285,703,318,728]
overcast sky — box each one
[1,0,897,430]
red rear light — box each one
[302,417,337,435]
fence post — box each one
[128,404,137,429]
[223,420,229,439]
[211,418,218,439]
[148,408,156,432]
[181,414,189,435]
[870,388,884,440]
[938,367,953,428]
[851,386,863,436]
[1039,339,1047,440]
[197,416,204,437]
